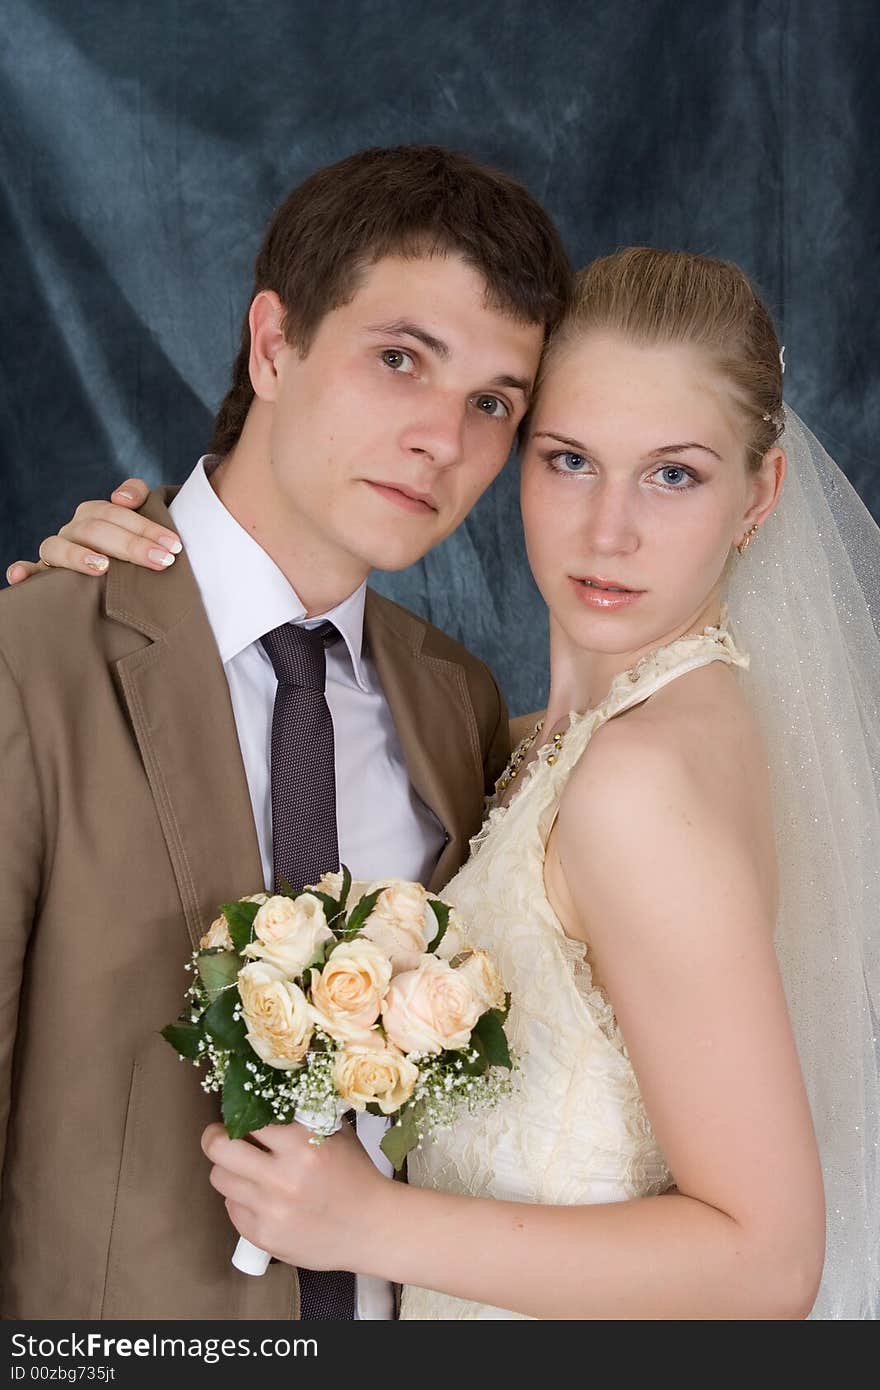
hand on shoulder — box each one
[5,478,178,585]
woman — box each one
[13,250,879,1319]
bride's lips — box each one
[570,575,645,611]
[366,480,438,514]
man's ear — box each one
[248,291,288,402]
[739,445,786,541]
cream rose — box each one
[237,961,313,1069]
[360,880,437,972]
[199,915,234,951]
[381,956,482,1055]
[333,1035,419,1114]
[308,938,393,1043]
[455,949,506,1013]
[242,893,334,976]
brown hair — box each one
[541,247,783,467]
[210,145,572,455]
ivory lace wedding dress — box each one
[399,623,749,1320]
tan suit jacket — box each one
[0,489,510,1320]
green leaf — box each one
[197,949,240,1001]
[343,886,384,937]
[473,1009,512,1069]
[220,900,260,953]
[426,899,450,952]
[458,1035,490,1076]
[221,1054,275,1139]
[339,864,352,910]
[311,891,346,929]
[161,1021,203,1062]
[379,1105,422,1172]
[203,986,249,1052]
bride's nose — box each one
[579,479,640,556]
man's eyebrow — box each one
[493,374,532,400]
[366,320,450,359]
[366,321,532,399]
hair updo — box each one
[539,247,784,468]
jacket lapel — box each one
[105,490,264,949]
[364,591,485,892]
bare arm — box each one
[5,479,179,584]
[202,724,826,1318]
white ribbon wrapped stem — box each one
[231,1101,347,1276]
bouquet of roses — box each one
[162,867,513,1273]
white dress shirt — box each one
[170,458,446,1319]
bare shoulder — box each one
[554,661,777,941]
[567,661,765,820]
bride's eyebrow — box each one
[533,431,593,454]
[533,432,723,463]
[647,442,722,461]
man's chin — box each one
[366,549,436,574]
[359,534,443,573]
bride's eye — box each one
[381,348,416,374]
[548,451,588,476]
[651,464,698,491]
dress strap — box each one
[537,622,750,840]
[597,624,749,726]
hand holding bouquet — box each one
[162,869,513,1273]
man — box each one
[0,145,570,1319]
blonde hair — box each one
[540,247,784,467]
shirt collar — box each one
[168,457,369,692]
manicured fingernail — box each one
[161,536,183,554]
[114,488,135,501]
[148,548,176,567]
[84,555,109,573]
[6,565,23,583]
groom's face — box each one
[261,254,544,575]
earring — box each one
[736,524,759,556]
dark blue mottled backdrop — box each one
[2,0,877,711]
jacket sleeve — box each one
[0,647,43,1204]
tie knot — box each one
[260,621,337,691]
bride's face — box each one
[520,332,777,659]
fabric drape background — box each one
[2,0,877,713]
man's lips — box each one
[366,480,439,514]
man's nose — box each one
[399,393,467,469]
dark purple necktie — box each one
[260,620,356,1321]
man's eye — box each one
[473,395,509,419]
[381,349,416,373]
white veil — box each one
[726,406,880,1319]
